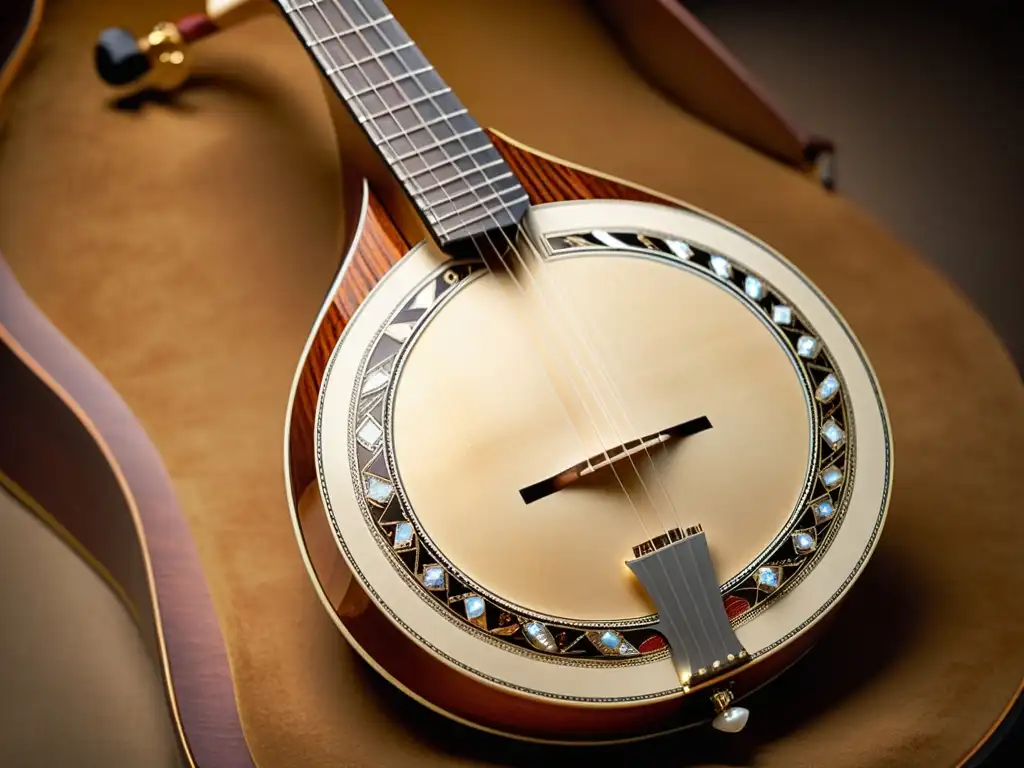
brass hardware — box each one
[140,23,190,91]
[711,688,733,714]
[637,234,660,251]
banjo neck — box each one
[275,0,530,255]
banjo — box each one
[94,0,893,746]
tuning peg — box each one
[93,15,218,91]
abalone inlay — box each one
[345,231,855,663]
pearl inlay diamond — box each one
[365,475,394,505]
[821,418,846,449]
[666,239,694,260]
[356,415,383,450]
[592,230,627,248]
[772,304,793,325]
[384,321,415,343]
[710,254,733,279]
[756,566,781,592]
[820,465,843,489]
[813,500,835,523]
[797,335,820,359]
[524,622,558,653]
[816,373,840,403]
[600,630,621,649]
[422,566,445,589]
[361,367,390,395]
[393,521,413,549]
[792,530,817,554]
[464,596,485,619]
[744,275,764,300]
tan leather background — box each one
[1,0,1022,766]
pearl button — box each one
[712,706,750,733]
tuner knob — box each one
[710,689,749,734]
[94,27,150,86]
[93,22,190,91]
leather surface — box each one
[0,486,183,768]
[0,0,1021,766]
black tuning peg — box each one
[94,27,152,87]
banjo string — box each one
[304,0,718,661]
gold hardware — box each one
[563,235,590,248]
[443,269,459,285]
[140,22,189,91]
[637,234,660,251]
[711,689,733,714]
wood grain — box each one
[288,192,410,502]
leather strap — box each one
[593,0,835,187]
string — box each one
[294,0,717,664]
[291,0,656,541]
[303,0,715,663]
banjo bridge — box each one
[627,526,750,689]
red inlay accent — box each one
[176,14,219,43]
[638,635,667,654]
[724,595,751,620]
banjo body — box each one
[285,125,892,741]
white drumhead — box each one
[315,199,891,704]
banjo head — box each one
[314,197,892,724]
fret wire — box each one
[348,65,433,98]
[394,144,495,182]
[324,41,414,74]
[391,127,482,163]
[412,158,505,195]
[434,194,531,236]
[432,185,528,225]
[308,13,394,46]
[413,171,515,206]
[281,0,528,242]
[357,87,452,122]
[376,109,468,144]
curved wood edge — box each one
[591,0,829,172]
[0,0,43,98]
[0,257,257,768]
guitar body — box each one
[0,3,256,765]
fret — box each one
[378,109,467,144]
[434,194,532,238]
[432,185,528,226]
[325,42,414,74]
[410,157,505,197]
[391,128,483,163]
[357,88,452,122]
[415,171,514,205]
[416,171,514,211]
[276,0,530,252]
[349,65,433,98]
[395,144,496,183]
[307,13,393,45]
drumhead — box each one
[315,198,892,703]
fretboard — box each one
[275,0,530,254]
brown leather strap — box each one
[593,0,835,185]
